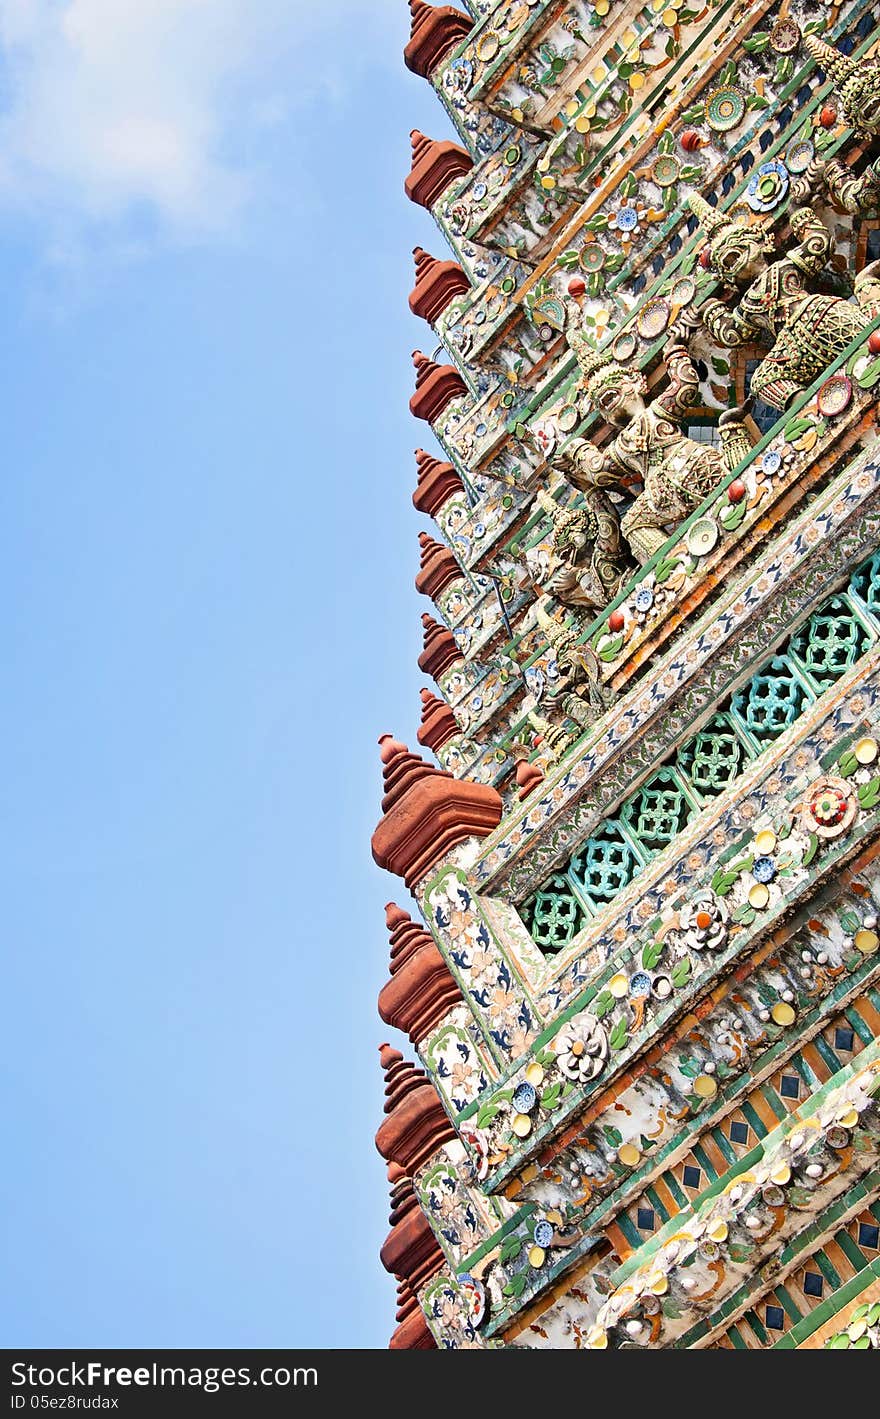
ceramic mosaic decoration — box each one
[373,0,880,1352]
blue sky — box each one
[0,1,459,1348]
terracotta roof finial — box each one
[405,131,472,210]
[415,530,463,600]
[418,612,463,679]
[409,349,468,424]
[405,2,473,79]
[379,900,462,1041]
[412,447,464,516]
[372,736,502,889]
[417,686,459,753]
[375,1043,456,1169]
[409,249,470,326]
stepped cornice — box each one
[404,1,472,79]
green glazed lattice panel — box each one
[730,654,813,749]
[520,551,880,958]
[788,595,872,692]
[621,766,696,856]
[568,821,642,908]
[522,874,586,953]
[676,712,752,800]
[849,549,880,621]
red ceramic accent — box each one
[681,129,703,152]
[375,1043,456,1172]
[404,1,472,79]
[516,758,545,801]
[379,901,462,1044]
[406,130,473,210]
[567,275,587,299]
[409,247,471,325]
[410,349,469,424]
[695,910,713,931]
[413,447,464,517]
[608,608,626,632]
[415,530,463,599]
[380,1161,444,1351]
[699,246,712,269]
[417,687,459,753]
[419,613,463,679]
[868,331,880,355]
[728,478,746,503]
[371,736,503,889]
[820,105,837,128]
[390,1311,437,1349]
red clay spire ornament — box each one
[409,349,468,424]
[405,1,472,78]
[405,130,472,209]
[418,612,462,679]
[371,735,502,889]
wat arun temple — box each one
[371,0,880,1350]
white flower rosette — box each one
[679,890,729,951]
[554,1010,608,1084]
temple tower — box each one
[373,0,880,1352]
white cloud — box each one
[0,0,400,245]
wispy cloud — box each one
[0,0,400,249]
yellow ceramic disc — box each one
[848,1319,868,1341]
[618,1142,641,1167]
[528,1245,546,1269]
[595,0,610,15]
[771,1002,796,1026]
[770,1162,791,1185]
[662,6,678,24]
[525,1062,545,1087]
[511,107,525,123]
[540,175,556,190]
[609,972,629,998]
[708,1220,728,1242]
[754,830,777,855]
[591,65,606,85]
[854,929,879,954]
[512,1112,532,1138]
[649,1273,669,1295]
[630,72,646,90]
[839,1106,859,1128]
[575,115,591,133]
[565,99,579,117]
[587,1325,608,1348]
[546,1209,564,1227]
[748,883,770,910]
[855,736,878,765]
[694,1074,718,1099]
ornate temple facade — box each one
[373,0,880,1351]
